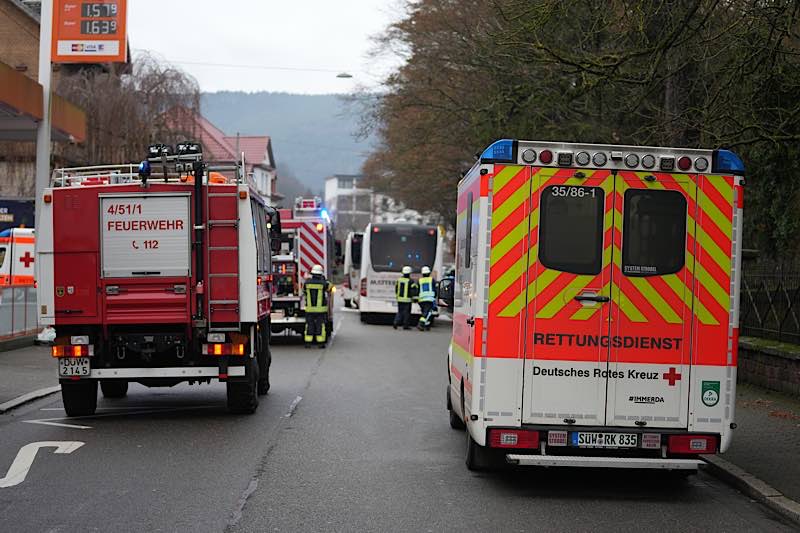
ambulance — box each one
[39,144,280,416]
[0,228,35,287]
[447,140,744,471]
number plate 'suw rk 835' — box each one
[572,432,638,448]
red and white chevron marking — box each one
[297,222,326,277]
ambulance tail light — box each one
[479,139,516,163]
[712,149,745,175]
[488,429,539,449]
[539,149,553,164]
[677,156,692,171]
[360,278,367,297]
[667,434,717,455]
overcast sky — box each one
[127,0,402,94]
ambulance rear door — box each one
[521,168,614,426]
[605,171,695,428]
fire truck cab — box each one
[270,197,334,337]
[39,143,280,416]
[448,140,744,471]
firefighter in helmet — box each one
[393,265,418,330]
[304,264,332,348]
[417,266,437,331]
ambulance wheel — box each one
[227,358,259,414]
[100,380,128,398]
[465,431,494,471]
[448,388,465,430]
[61,380,98,417]
[360,313,370,324]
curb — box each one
[703,455,800,525]
[0,385,61,414]
[0,334,36,353]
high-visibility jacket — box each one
[396,276,414,303]
[418,276,436,302]
[304,275,331,313]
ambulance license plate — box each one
[58,357,91,377]
[572,432,637,448]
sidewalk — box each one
[722,382,800,502]
[0,343,58,407]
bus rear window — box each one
[351,234,363,265]
[369,225,437,272]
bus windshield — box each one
[369,225,437,272]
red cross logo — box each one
[19,251,34,268]
[663,367,682,386]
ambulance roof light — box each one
[712,149,745,175]
[480,139,516,163]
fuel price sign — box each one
[52,0,128,63]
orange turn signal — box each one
[239,190,248,199]
[43,193,52,204]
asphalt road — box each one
[0,308,794,532]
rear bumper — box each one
[77,366,246,379]
[506,454,701,470]
[271,316,305,324]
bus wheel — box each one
[100,380,128,398]
[360,313,371,324]
[61,380,98,417]
[227,358,259,414]
[344,299,352,308]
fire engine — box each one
[38,143,281,416]
[447,139,744,472]
[0,228,35,287]
[270,197,334,337]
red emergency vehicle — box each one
[448,140,744,472]
[270,197,334,337]
[39,143,281,416]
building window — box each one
[338,177,354,189]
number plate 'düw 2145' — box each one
[58,357,91,377]
[572,432,638,448]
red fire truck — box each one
[38,143,281,416]
[270,197,334,337]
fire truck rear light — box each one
[315,223,324,232]
[213,344,223,356]
[641,154,656,169]
[208,333,225,343]
[43,193,52,203]
[575,151,590,166]
[548,430,568,446]
[239,191,248,199]
[667,434,717,454]
[592,152,607,166]
[660,157,675,171]
[235,343,245,356]
[70,336,89,345]
[539,150,553,164]
[521,149,537,163]
[51,345,64,357]
[489,429,539,449]
[677,156,692,171]
[52,344,94,358]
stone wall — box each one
[738,336,800,396]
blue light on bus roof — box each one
[480,139,516,163]
[712,149,745,175]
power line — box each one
[132,50,358,75]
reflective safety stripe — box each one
[396,277,412,303]
[418,276,435,301]
[305,281,328,313]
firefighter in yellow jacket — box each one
[393,265,418,330]
[304,264,332,348]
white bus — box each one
[358,222,444,323]
[342,231,363,308]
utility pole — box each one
[34,0,53,237]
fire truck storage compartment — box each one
[102,277,191,324]
[54,252,98,319]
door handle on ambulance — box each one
[573,294,610,303]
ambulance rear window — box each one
[538,185,604,275]
[622,189,687,277]
[0,247,5,269]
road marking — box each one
[24,405,219,430]
[0,441,84,488]
[285,396,302,418]
[24,419,93,430]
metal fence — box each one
[0,286,38,340]
[740,269,800,344]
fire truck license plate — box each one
[572,432,637,448]
[58,357,91,377]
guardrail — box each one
[0,286,37,340]
[740,270,800,344]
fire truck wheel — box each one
[100,380,128,398]
[227,358,259,414]
[257,324,271,396]
[61,380,98,417]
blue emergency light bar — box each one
[712,149,745,175]
[480,139,517,163]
